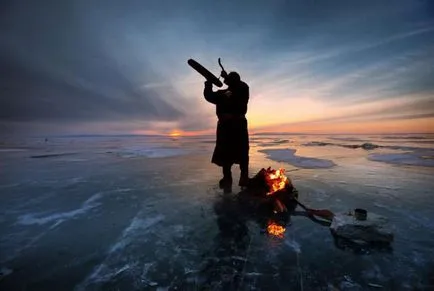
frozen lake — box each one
[1,134,434,290]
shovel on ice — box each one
[293,197,335,221]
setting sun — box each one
[169,130,182,137]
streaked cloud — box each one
[0,0,433,135]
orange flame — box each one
[265,168,291,195]
[267,222,286,238]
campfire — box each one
[240,167,298,238]
[238,167,335,239]
[264,168,292,195]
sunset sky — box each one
[1,0,433,136]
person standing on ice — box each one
[204,71,250,192]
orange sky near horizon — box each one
[144,75,434,136]
[132,116,434,137]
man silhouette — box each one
[204,71,250,192]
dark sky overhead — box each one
[1,0,433,135]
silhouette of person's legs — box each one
[239,157,249,187]
[223,164,232,179]
[219,163,233,192]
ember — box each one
[264,168,292,195]
[267,221,286,237]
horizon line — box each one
[2,131,434,139]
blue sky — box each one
[1,0,433,135]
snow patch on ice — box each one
[17,193,103,226]
[259,148,336,169]
[368,150,434,167]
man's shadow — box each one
[196,193,250,289]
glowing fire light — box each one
[267,222,286,237]
[265,168,291,195]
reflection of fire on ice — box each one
[267,221,286,238]
[243,167,298,238]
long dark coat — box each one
[204,81,249,167]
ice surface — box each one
[111,145,191,158]
[0,148,27,152]
[368,151,434,167]
[302,137,434,168]
[30,152,78,158]
[17,193,103,226]
[257,139,291,147]
[1,134,434,290]
[304,141,401,150]
[284,238,301,253]
[381,135,430,140]
[77,214,165,289]
[259,148,336,168]
[304,134,434,151]
[329,137,368,142]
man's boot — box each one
[239,163,249,187]
[219,165,232,193]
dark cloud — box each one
[1,55,186,122]
[0,0,191,133]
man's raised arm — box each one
[203,81,218,104]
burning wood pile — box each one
[243,167,298,210]
[238,167,299,237]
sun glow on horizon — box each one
[169,130,182,137]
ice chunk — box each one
[330,212,394,243]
